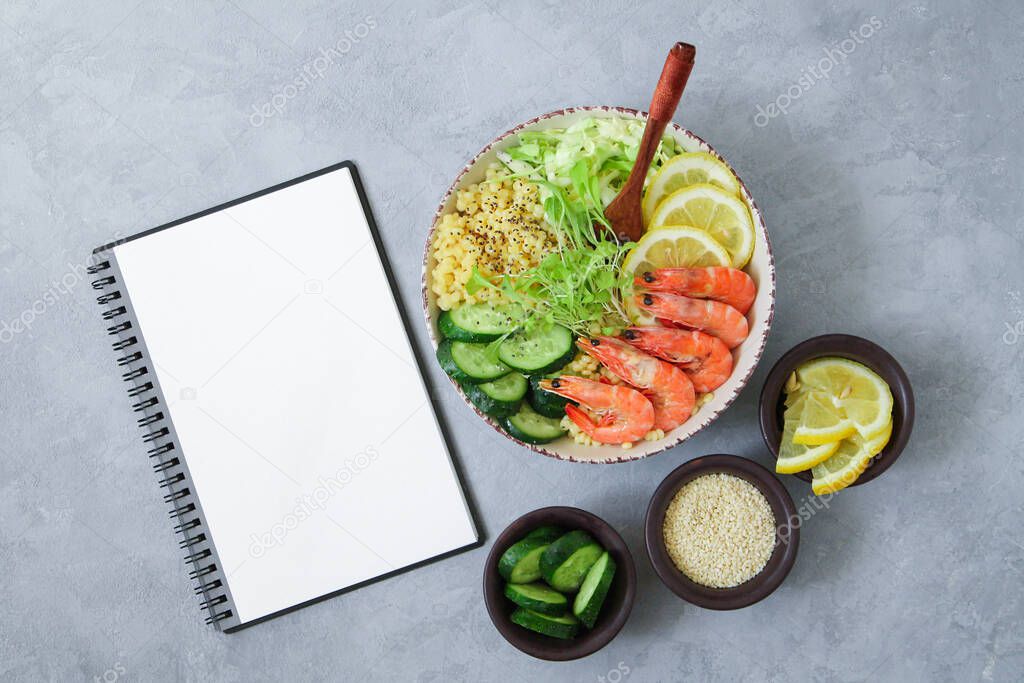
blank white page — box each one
[112,165,477,625]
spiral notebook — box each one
[90,162,479,632]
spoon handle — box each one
[605,43,696,242]
[650,42,696,122]
[632,43,696,183]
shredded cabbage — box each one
[497,117,684,207]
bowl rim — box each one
[757,333,916,487]
[420,105,776,463]
[481,505,637,661]
[644,454,799,610]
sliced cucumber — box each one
[504,403,566,445]
[525,525,565,542]
[438,303,523,342]
[498,537,551,583]
[437,340,510,384]
[540,531,604,593]
[510,608,580,639]
[573,551,616,628]
[498,324,574,374]
[504,582,569,616]
[463,373,527,418]
[528,375,575,419]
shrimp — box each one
[538,376,654,444]
[636,292,749,349]
[577,336,695,432]
[622,327,734,393]
[636,267,756,314]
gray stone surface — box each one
[1,0,1022,680]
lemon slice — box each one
[776,394,842,474]
[642,152,741,225]
[796,358,893,440]
[792,391,856,445]
[648,184,755,268]
[621,226,731,324]
[810,420,892,494]
[866,419,894,455]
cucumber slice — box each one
[510,608,580,639]
[462,373,527,418]
[498,324,574,374]
[504,582,569,616]
[504,403,566,445]
[525,525,565,542]
[573,551,616,628]
[437,340,510,383]
[528,375,575,419]
[439,303,523,342]
[498,537,551,583]
[540,531,604,593]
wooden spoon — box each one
[605,42,696,242]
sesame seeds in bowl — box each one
[662,472,776,588]
[645,454,799,609]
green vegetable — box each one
[462,373,526,418]
[499,536,552,583]
[510,608,580,639]
[540,531,604,593]
[498,117,682,209]
[504,582,569,616]
[437,340,510,383]
[573,551,616,628]
[439,303,524,342]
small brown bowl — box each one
[482,506,636,661]
[644,454,799,610]
[759,334,915,487]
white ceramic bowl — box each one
[421,106,775,463]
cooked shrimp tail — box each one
[539,376,654,444]
[636,266,756,314]
[636,293,749,349]
[576,336,695,432]
[622,327,733,393]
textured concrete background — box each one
[1,0,1022,680]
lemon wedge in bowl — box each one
[621,226,731,324]
[642,152,741,225]
[647,183,755,268]
[811,420,893,494]
[795,358,893,440]
[791,391,857,445]
[776,394,842,473]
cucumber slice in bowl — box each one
[504,582,569,616]
[498,324,574,374]
[439,303,524,342]
[504,403,566,445]
[498,536,551,583]
[462,373,527,418]
[510,608,580,640]
[436,339,510,384]
[540,530,604,593]
[573,551,616,628]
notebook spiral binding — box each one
[90,258,235,627]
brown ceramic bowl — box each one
[482,506,636,661]
[759,334,915,487]
[645,454,799,610]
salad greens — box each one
[471,118,681,339]
[497,117,683,208]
